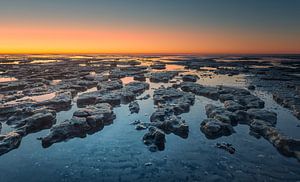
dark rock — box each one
[143,127,165,152]
[137,94,150,100]
[130,120,141,125]
[235,94,265,109]
[152,115,189,138]
[123,82,149,94]
[205,104,237,124]
[150,71,179,83]
[249,119,300,161]
[234,110,251,124]
[0,132,22,156]
[153,87,195,114]
[36,91,72,111]
[150,108,171,122]
[129,101,140,114]
[41,103,115,148]
[248,85,256,90]
[135,124,147,130]
[6,107,56,135]
[97,80,123,90]
[200,118,235,139]
[219,94,234,102]
[0,81,27,92]
[216,142,236,154]
[224,100,245,112]
[151,64,166,70]
[97,91,123,106]
[180,82,219,100]
[247,109,277,125]
[273,91,300,120]
[16,110,56,135]
[182,74,199,82]
[133,74,146,81]
[84,74,109,82]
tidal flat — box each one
[0,55,300,181]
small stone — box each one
[248,85,255,90]
[216,142,236,154]
[144,162,153,166]
[135,124,147,130]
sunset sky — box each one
[0,0,299,54]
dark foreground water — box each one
[0,55,300,182]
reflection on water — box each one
[0,61,20,65]
[50,80,62,85]
[198,74,247,87]
[249,65,272,69]
[121,76,134,84]
[0,77,18,82]
[5,93,56,105]
[200,66,217,71]
[30,93,56,102]
[30,60,62,64]
[165,64,185,71]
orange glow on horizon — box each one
[0,23,299,54]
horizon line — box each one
[0,52,299,56]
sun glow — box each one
[0,23,299,54]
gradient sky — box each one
[0,0,299,54]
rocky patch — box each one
[143,127,166,152]
[41,103,115,148]
[0,132,22,155]
[129,101,140,114]
[182,74,199,82]
[200,118,234,139]
[149,71,179,83]
[249,119,300,161]
[77,81,149,107]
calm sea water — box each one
[0,55,300,182]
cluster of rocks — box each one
[180,82,264,109]
[41,103,116,148]
[1,55,300,161]
[0,107,56,155]
[149,71,179,83]
[249,119,300,160]
[109,66,147,79]
[0,91,73,118]
[140,86,195,151]
[180,82,220,100]
[0,58,148,155]
[77,81,149,107]
[178,82,300,160]
[150,63,166,70]
[273,88,300,119]
[244,61,300,121]
[97,79,123,90]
